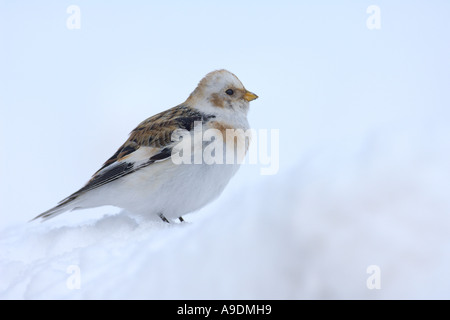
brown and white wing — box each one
[31,105,215,221]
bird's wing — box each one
[31,105,215,222]
[59,105,215,205]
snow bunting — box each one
[32,69,258,223]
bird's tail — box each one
[30,193,82,222]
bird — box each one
[32,69,258,223]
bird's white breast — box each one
[81,113,250,220]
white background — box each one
[1,1,449,299]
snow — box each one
[1,2,450,299]
[1,119,450,299]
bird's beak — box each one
[243,91,258,102]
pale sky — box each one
[1,1,449,224]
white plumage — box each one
[32,70,258,223]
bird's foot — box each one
[159,214,186,224]
[159,213,170,223]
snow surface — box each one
[1,2,450,299]
[1,119,450,299]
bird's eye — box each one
[225,89,234,95]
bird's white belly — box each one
[85,160,240,220]
[80,116,249,220]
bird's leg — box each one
[178,216,185,223]
[159,213,170,223]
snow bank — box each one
[1,120,449,299]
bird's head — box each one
[186,69,258,114]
